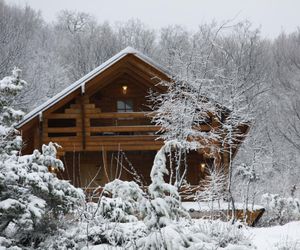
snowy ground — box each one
[250,221,300,250]
[82,221,300,250]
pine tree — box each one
[0,68,26,158]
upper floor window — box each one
[117,100,133,112]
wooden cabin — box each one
[17,47,249,192]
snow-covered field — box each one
[251,221,300,250]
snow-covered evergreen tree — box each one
[0,69,84,248]
[0,143,85,246]
[0,68,26,158]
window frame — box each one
[117,99,134,112]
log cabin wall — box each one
[58,150,214,188]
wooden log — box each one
[86,140,163,146]
[85,144,162,151]
[45,127,81,133]
[88,125,159,133]
[88,135,159,141]
[80,95,87,150]
[65,109,102,114]
[44,137,82,142]
[86,112,152,119]
[46,113,80,119]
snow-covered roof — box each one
[17,47,169,128]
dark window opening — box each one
[48,119,76,128]
[117,100,133,112]
[48,132,76,137]
[90,119,107,127]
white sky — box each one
[7,0,300,38]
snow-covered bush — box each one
[38,226,83,250]
[98,179,145,222]
[0,142,85,247]
[259,193,300,226]
[137,219,254,250]
[136,223,194,250]
[193,220,252,249]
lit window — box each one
[117,100,133,112]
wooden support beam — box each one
[39,121,43,149]
[80,95,87,150]
[33,126,40,150]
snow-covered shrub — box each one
[136,224,194,250]
[137,219,254,250]
[0,142,85,247]
[99,197,138,223]
[0,236,22,250]
[260,193,300,226]
[98,179,146,222]
[38,226,83,250]
[193,219,252,249]
[87,222,146,247]
[142,141,189,230]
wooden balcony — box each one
[42,99,215,155]
[43,110,165,154]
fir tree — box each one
[0,68,26,158]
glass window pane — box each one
[117,100,133,112]
[117,101,125,110]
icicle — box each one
[39,112,43,122]
[81,83,85,94]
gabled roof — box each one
[17,47,170,128]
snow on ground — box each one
[82,245,121,250]
[250,221,300,250]
[81,221,300,250]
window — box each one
[117,100,133,112]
